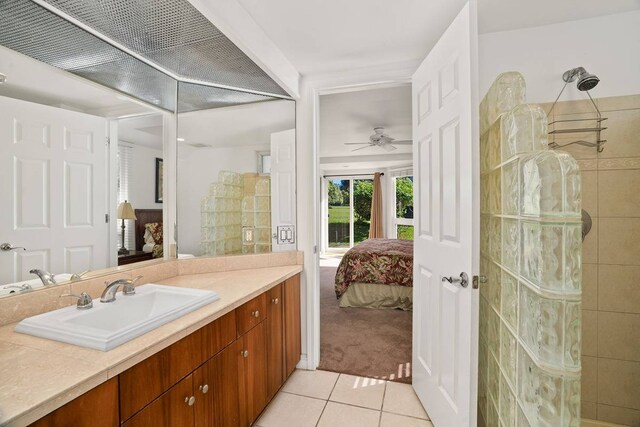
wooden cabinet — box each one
[119,311,236,422]
[284,274,301,378]
[122,375,194,427]
[242,320,268,426]
[30,273,301,427]
[30,378,119,427]
[193,340,243,427]
[266,283,285,400]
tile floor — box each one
[256,369,432,427]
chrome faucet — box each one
[100,276,142,303]
[29,269,56,287]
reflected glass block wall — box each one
[200,171,272,256]
[479,72,582,427]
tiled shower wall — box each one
[479,72,582,427]
[543,95,640,426]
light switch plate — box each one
[276,225,295,244]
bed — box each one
[334,238,414,310]
[134,209,163,259]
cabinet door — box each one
[266,282,285,400]
[194,340,243,427]
[284,274,301,378]
[30,378,118,427]
[243,320,268,425]
[119,311,236,421]
[122,374,194,427]
[236,293,267,336]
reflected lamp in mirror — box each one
[117,201,137,255]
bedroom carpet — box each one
[318,266,413,384]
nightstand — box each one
[117,250,154,266]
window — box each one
[392,175,414,240]
[326,177,373,249]
[117,144,134,249]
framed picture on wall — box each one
[155,158,163,203]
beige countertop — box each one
[0,265,302,427]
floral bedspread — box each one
[334,239,414,299]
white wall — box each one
[127,144,163,211]
[479,11,640,103]
[177,144,268,255]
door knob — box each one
[199,384,209,394]
[442,272,469,288]
[241,350,249,358]
[0,243,26,251]
[251,310,260,318]
[272,298,279,305]
[185,396,195,406]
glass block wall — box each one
[200,171,272,256]
[479,72,582,427]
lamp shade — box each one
[117,201,137,220]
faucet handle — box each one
[60,292,93,309]
[123,275,143,296]
[70,270,89,281]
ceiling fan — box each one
[344,127,412,152]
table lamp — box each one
[117,200,137,255]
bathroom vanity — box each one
[0,257,302,427]
[29,273,300,427]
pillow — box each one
[143,229,156,245]
[145,222,163,245]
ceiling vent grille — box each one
[0,0,288,112]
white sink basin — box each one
[15,284,219,351]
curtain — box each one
[369,172,384,238]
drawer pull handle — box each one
[185,396,195,406]
[251,310,260,318]
[241,350,249,358]
[199,384,209,394]
[272,298,279,305]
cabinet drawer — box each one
[119,311,236,422]
[236,293,267,336]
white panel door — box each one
[270,128,296,252]
[0,96,108,284]
[412,2,480,426]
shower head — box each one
[577,72,600,91]
[562,67,600,91]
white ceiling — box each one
[118,115,164,149]
[178,100,295,151]
[237,0,467,75]
[120,100,295,153]
[319,84,411,165]
[236,0,640,76]
[0,46,153,117]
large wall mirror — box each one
[0,45,174,298]
[0,0,295,300]
[176,82,296,258]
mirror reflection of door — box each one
[0,96,108,286]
